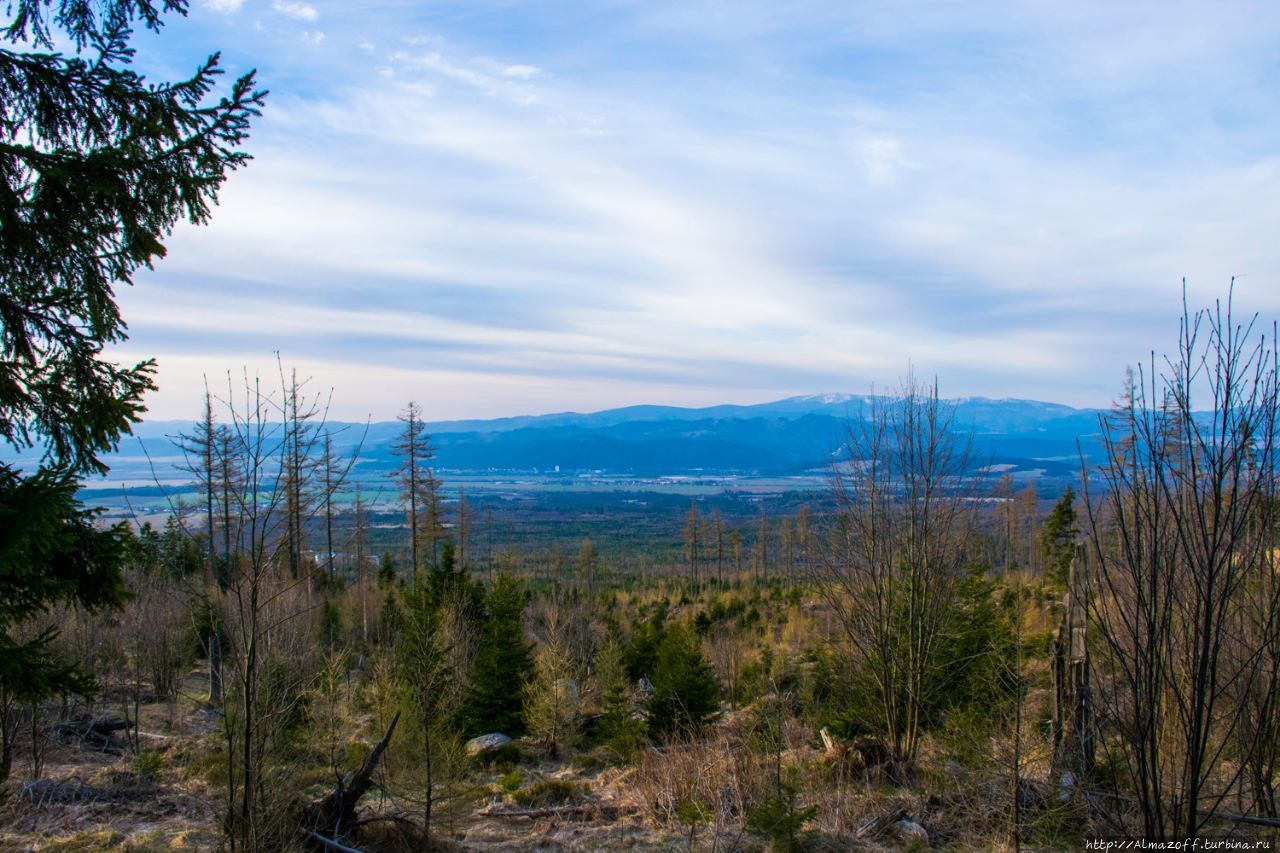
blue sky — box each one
[107,1,1280,420]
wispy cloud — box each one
[203,0,245,13]
[130,1,1280,419]
[273,0,317,22]
[502,64,540,79]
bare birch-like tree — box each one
[1082,288,1280,837]
[813,376,977,770]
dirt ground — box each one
[0,674,683,852]
[0,674,944,852]
[0,690,226,851]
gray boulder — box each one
[892,818,929,845]
[465,732,513,757]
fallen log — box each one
[302,711,400,844]
[55,716,130,753]
[477,802,625,821]
[1200,810,1280,830]
[856,807,906,838]
[20,777,158,805]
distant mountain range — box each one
[10,393,1111,487]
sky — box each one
[103,0,1280,421]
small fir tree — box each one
[396,584,457,839]
[1041,486,1078,585]
[647,626,719,738]
[464,575,534,736]
[595,636,645,761]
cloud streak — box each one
[126,1,1280,420]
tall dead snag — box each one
[1082,286,1280,838]
[1050,546,1094,779]
[390,401,441,583]
[317,426,367,586]
[684,503,702,595]
[282,368,315,588]
[218,369,291,852]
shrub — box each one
[473,741,525,768]
[134,750,163,782]
[499,769,522,795]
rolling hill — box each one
[5,394,1111,490]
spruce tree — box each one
[0,0,263,760]
[647,626,719,738]
[1041,486,1078,585]
[0,469,129,706]
[684,503,701,593]
[424,541,479,612]
[464,575,533,736]
[1,1,263,466]
[595,636,644,760]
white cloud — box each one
[856,136,907,186]
[204,0,245,12]
[502,64,541,80]
[273,0,317,21]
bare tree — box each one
[352,483,371,645]
[732,528,743,578]
[755,508,770,584]
[795,505,811,577]
[281,368,315,589]
[175,390,220,589]
[813,377,978,770]
[1082,288,1280,837]
[1235,557,1280,818]
[711,508,726,588]
[420,466,446,569]
[317,427,366,587]
[205,367,327,851]
[684,502,702,595]
[780,516,795,581]
[214,423,243,572]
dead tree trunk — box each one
[303,712,400,843]
[1051,546,1094,779]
